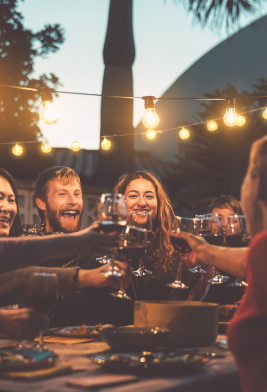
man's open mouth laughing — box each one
[61,210,80,222]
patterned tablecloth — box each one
[0,335,241,392]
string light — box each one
[41,142,52,153]
[207,120,218,131]
[71,140,81,152]
[146,129,157,140]
[142,96,160,129]
[12,143,23,156]
[41,88,59,125]
[236,115,246,126]
[101,137,111,150]
[223,98,238,127]
[262,108,267,120]
[179,128,190,139]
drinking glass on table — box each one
[28,273,58,351]
[129,211,153,276]
[97,193,127,277]
[226,215,248,287]
[113,226,147,300]
[168,217,199,289]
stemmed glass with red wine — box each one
[129,211,153,276]
[226,215,248,287]
[189,214,224,274]
[112,226,147,300]
[28,273,58,351]
[97,193,127,277]
[167,217,199,289]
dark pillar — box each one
[98,0,135,186]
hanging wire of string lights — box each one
[1,84,267,154]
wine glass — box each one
[167,217,199,289]
[97,193,127,277]
[226,215,248,287]
[28,273,58,350]
[112,226,147,300]
[129,211,153,276]
[201,214,230,285]
[189,214,224,274]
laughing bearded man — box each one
[22,166,128,327]
[22,166,86,268]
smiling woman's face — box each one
[0,176,17,237]
[124,178,158,221]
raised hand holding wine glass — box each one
[28,273,58,350]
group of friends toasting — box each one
[1,134,267,391]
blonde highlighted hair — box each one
[35,166,81,219]
[114,170,174,276]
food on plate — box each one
[70,324,113,334]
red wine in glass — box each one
[99,218,127,233]
[202,234,223,246]
[226,234,247,248]
[170,236,191,253]
[118,246,146,263]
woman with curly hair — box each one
[114,170,212,301]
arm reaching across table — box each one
[170,231,247,278]
[0,223,121,273]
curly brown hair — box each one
[114,170,174,276]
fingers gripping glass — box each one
[97,193,127,278]
[129,211,153,276]
[225,215,248,287]
[28,273,58,351]
[168,217,199,289]
[112,226,147,300]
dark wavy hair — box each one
[0,169,22,237]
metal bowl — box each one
[98,327,169,351]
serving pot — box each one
[134,301,218,347]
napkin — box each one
[1,365,72,380]
[66,374,138,388]
[38,336,96,345]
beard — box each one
[46,206,82,233]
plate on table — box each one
[0,347,57,372]
[51,325,101,339]
[91,351,208,376]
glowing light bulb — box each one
[236,115,246,126]
[12,143,23,156]
[101,137,111,150]
[71,141,81,152]
[41,142,52,153]
[146,129,157,140]
[41,88,59,125]
[179,128,190,139]
[207,120,218,131]
[262,108,267,120]
[142,96,160,129]
[223,98,238,127]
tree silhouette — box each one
[177,0,263,32]
[0,0,65,178]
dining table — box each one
[0,334,241,392]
